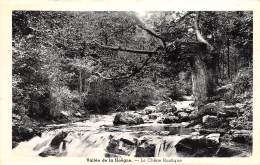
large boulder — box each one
[143,106,157,115]
[158,112,179,124]
[39,147,65,157]
[205,133,220,144]
[106,137,136,156]
[12,126,36,141]
[216,84,233,96]
[39,132,68,157]
[230,130,252,145]
[12,125,41,148]
[142,115,150,122]
[148,113,162,120]
[189,102,220,120]
[189,101,239,121]
[176,112,190,122]
[189,110,200,120]
[216,144,243,157]
[199,103,219,116]
[156,101,177,114]
[135,142,156,157]
[202,115,220,128]
[50,131,68,148]
[199,128,227,136]
[219,105,239,117]
[162,115,179,124]
[113,112,144,125]
[175,134,220,157]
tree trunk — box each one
[79,69,83,104]
[227,39,230,79]
[191,55,208,106]
[189,46,216,106]
[180,42,216,106]
[234,55,238,76]
[222,50,225,79]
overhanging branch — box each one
[137,24,164,41]
[132,13,165,46]
[91,39,157,80]
[194,12,214,51]
[94,40,157,54]
[94,54,153,81]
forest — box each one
[12,11,253,157]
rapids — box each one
[12,100,251,157]
[13,101,195,157]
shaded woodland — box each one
[12,11,253,156]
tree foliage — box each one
[12,11,253,122]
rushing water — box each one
[12,100,251,157]
[13,112,195,157]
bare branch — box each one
[131,13,165,46]
[94,54,153,81]
[194,12,214,51]
[94,40,157,54]
[137,24,164,41]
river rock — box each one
[50,131,68,148]
[162,115,179,124]
[216,144,243,157]
[12,125,41,143]
[13,126,34,140]
[220,105,239,117]
[202,115,220,128]
[156,101,177,114]
[199,128,227,136]
[216,84,233,95]
[178,107,194,113]
[189,110,200,120]
[39,136,67,157]
[206,133,220,144]
[175,134,220,157]
[231,130,252,145]
[106,138,135,156]
[113,112,144,125]
[135,142,156,157]
[143,106,157,115]
[148,113,161,120]
[199,103,218,116]
[142,115,150,122]
[39,147,60,157]
[119,137,137,146]
[177,112,190,122]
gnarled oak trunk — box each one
[184,42,216,106]
[191,55,209,106]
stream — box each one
[12,100,251,157]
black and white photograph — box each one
[11,10,253,158]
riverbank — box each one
[12,96,252,157]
